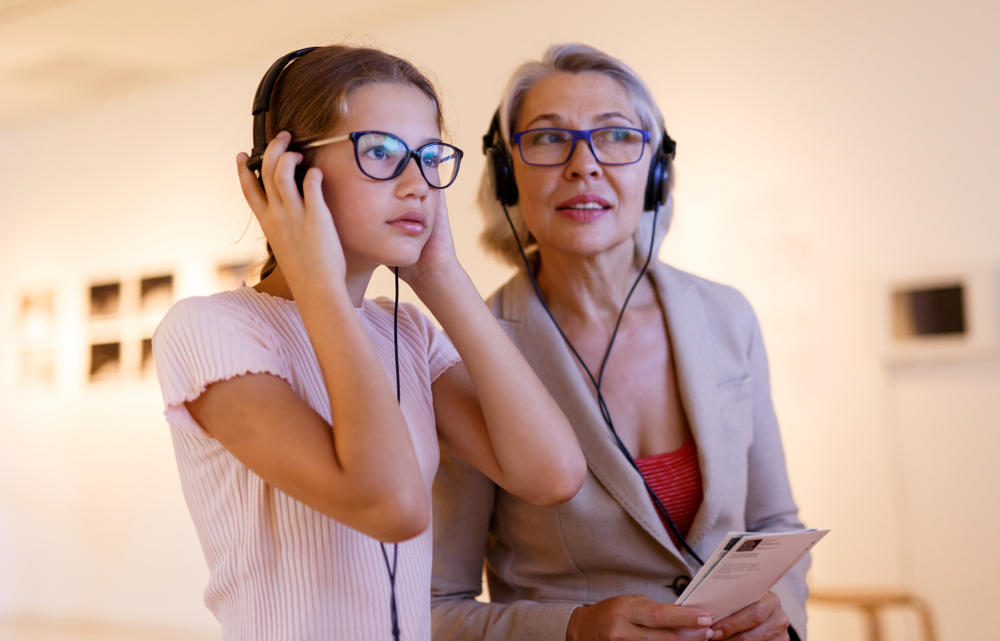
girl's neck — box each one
[534,239,654,323]
[254,264,373,308]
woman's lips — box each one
[556,194,612,222]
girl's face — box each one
[310,82,442,272]
[511,72,651,260]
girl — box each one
[152,45,585,641]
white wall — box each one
[1,1,997,639]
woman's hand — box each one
[396,193,461,297]
[708,592,790,641]
[236,131,346,294]
[566,595,713,641]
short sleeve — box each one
[393,301,460,383]
[152,295,292,433]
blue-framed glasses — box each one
[299,130,464,189]
[511,127,651,167]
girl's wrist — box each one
[406,262,468,301]
[290,278,353,310]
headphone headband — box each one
[247,47,318,173]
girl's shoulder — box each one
[362,297,458,373]
[160,287,290,325]
[362,297,439,334]
[154,287,295,352]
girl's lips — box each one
[388,212,426,234]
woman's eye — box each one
[529,131,569,146]
[599,128,640,144]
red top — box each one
[635,437,703,546]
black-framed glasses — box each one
[511,126,651,167]
[299,130,464,189]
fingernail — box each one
[697,616,712,626]
[704,630,713,639]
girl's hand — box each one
[236,131,346,292]
[397,193,461,296]
[708,592,790,641]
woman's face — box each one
[310,82,442,272]
[511,71,651,260]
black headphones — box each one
[481,109,676,211]
[246,47,318,176]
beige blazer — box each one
[431,261,810,641]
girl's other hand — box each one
[236,131,346,291]
[397,195,461,295]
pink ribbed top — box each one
[152,287,459,641]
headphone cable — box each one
[378,266,402,641]
[499,202,704,568]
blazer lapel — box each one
[496,271,690,566]
[648,263,725,556]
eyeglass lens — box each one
[355,132,461,188]
[517,127,647,166]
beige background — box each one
[1,1,997,639]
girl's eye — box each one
[363,145,392,160]
[359,135,406,162]
[420,146,447,168]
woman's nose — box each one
[563,139,602,178]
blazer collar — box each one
[496,262,726,569]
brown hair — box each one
[257,45,444,279]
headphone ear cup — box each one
[482,110,519,207]
[643,149,667,212]
[490,145,518,206]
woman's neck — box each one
[534,240,655,323]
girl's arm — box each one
[183,134,429,542]
[401,204,586,506]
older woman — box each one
[430,44,810,641]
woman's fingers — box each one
[628,601,710,630]
[709,592,789,640]
[567,595,712,641]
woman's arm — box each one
[430,446,712,641]
[400,202,585,506]
[179,135,430,542]
[430,444,584,641]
